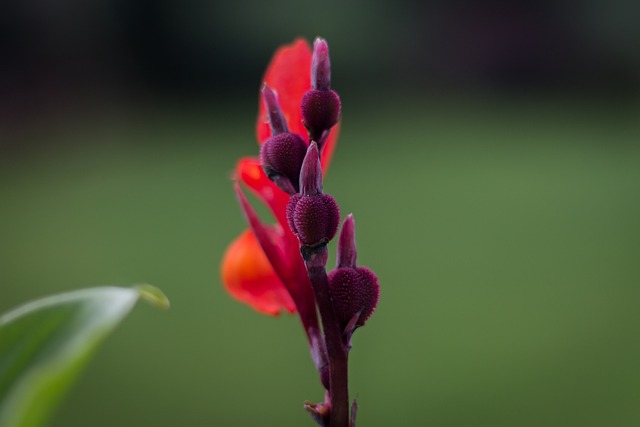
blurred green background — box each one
[1,0,640,426]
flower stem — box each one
[303,245,349,427]
[293,278,330,390]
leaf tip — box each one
[134,284,170,309]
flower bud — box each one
[301,89,341,143]
[287,193,340,247]
[328,215,379,330]
[260,133,307,193]
[328,266,379,329]
[260,85,308,194]
[286,143,340,247]
[301,38,342,143]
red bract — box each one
[221,38,340,316]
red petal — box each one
[234,181,292,278]
[221,229,296,316]
[257,39,312,144]
[236,157,289,227]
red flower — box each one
[221,39,340,316]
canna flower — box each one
[221,38,379,426]
[221,39,339,319]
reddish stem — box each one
[303,246,349,427]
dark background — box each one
[2,0,639,133]
[1,1,639,426]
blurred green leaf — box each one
[0,285,169,427]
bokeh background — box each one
[1,0,639,426]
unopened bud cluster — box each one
[328,215,380,331]
[261,38,379,333]
[260,39,343,196]
[286,143,340,247]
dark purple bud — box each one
[300,142,323,196]
[261,85,288,135]
[286,143,340,246]
[302,39,341,143]
[312,38,331,90]
[328,266,379,329]
[260,132,307,194]
[301,89,341,143]
[337,214,357,269]
[287,193,340,247]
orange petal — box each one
[257,39,312,144]
[221,229,296,316]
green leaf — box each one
[0,285,169,427]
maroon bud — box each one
[302,38,342,143]
[286,142,340,247]
[301,89,341,143]
[260,133,308,194]
[311,38,331,90]
[287,193,340,247]
[328,266,380,329]
[260,85,308,193]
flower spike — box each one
[223,38,379,427]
